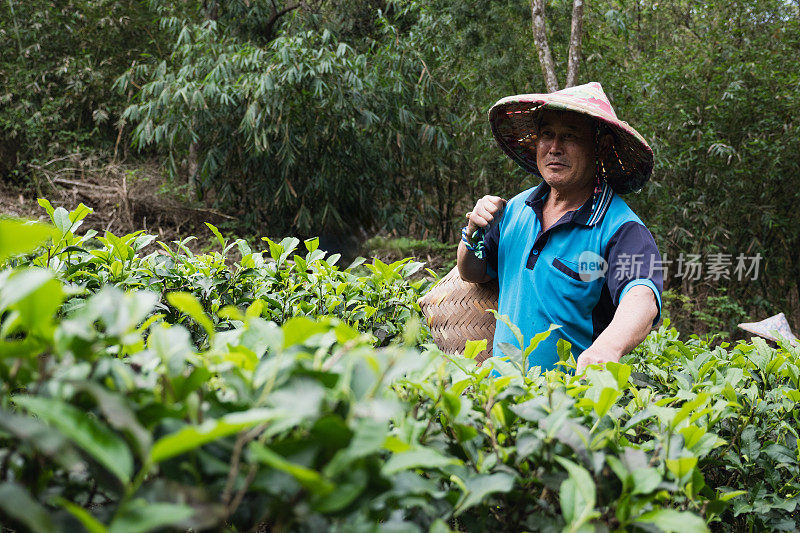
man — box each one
[457,82,662,374]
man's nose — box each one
[548,136,564,153]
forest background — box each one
[1,0,799,336]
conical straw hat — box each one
[738,312,799,345]
[489,82,654,194]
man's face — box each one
[534,110,596,192]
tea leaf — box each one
[0,482,55,532]
[631,467,662,495]
[59,499,108,533]
[150,408,280,463]
[13,396,133,484]
[606,362,631,389]
[109,499,194,533]
[555,457,598,529]
[0,219,57,261]
[250,442,334,494]
[205,222,225,248]
[593,387,620,418]
[464,339,487,360]
[282,316,331,347]
[381,447,460,475]
[454,472,515,515]
[634,508,709,533]
[666,456,698,480]
[166,291,215,337]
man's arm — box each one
[576,285,658,373]
[457,195,505,283]
[457,240,492,283]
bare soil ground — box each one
[1,154,456,275]
[2,154,234,248]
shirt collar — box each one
[524,180,613,227]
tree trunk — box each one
[565,0,585,87]
[265,1,303,42]
[531,0,560,92]
[203,0,219,21]
[188,142,199,200]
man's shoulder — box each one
[508,186,537,206]
[600,194,660,251]
[496,187,537,222]
[603,193,647,229]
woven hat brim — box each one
[738,312,799,345]
[489,94,654,194]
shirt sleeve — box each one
[481,219,501,279]
[606,221,663,325]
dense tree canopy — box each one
[0,0,165,177]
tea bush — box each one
[27,200,430,346]
[0,203,798,532]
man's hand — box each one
[467,195,506,234]
[575,344,621,374]
[458,195,506,283]
[575,285,658,375]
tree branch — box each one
[565,0,585,87]
[531,0,560,92]
[265,1,303,41]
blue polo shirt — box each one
[482,180,663,370]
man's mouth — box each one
[546,161,569,169]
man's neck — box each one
[545,183,593,213]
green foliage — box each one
[110,0,800,328]
[114,0,521,238]
[365,235,456,273]
[3,0,800,524]
[0,218,57,260]
[118,21,386,232]
[0,203,799,531]
[582,0,800,319]
[662,288,749,337]
[23,203,429,346]
[365,236,453,258]
[0,0,166,179]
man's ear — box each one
[597,133,614,155]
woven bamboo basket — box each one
[419,266,499,363]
